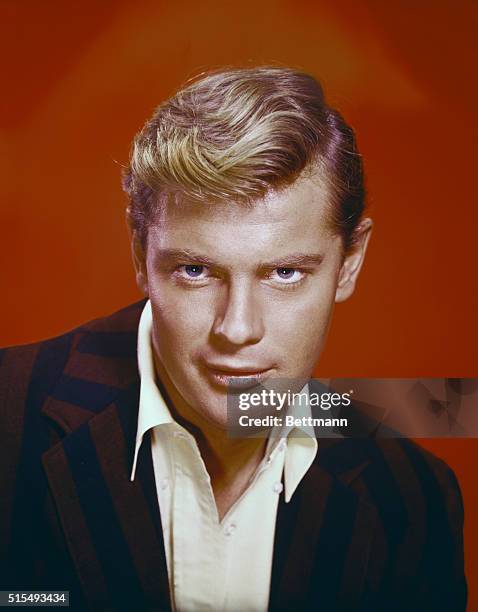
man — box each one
[0,67,466,611]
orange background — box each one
[2,0,477,606]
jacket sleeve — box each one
[362,443,467,612]
[421,461,467,611]
[391,458,467,612]
[0,344,40,587]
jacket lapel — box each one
[269,438,377,611]
[40,301,171,611]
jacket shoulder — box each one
[0,300,145,411]
[373,437,462,503]
[347,437,463,530]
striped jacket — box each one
[0,300,467,611]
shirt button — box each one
[273,482,283,494]
[159,478,169,490]
[224,523,236,536]
[265,455,273,466]
[279,439,287,452]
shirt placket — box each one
[170,428,227,612]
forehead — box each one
[147,174,338,261]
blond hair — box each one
[123,66,365,250]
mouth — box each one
[203,363,274,390]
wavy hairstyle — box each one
[122,66,365,251]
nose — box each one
[212,279,265,347]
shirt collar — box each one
[131,300,318,500]
[130,300,173,480]
[265,385,318,502]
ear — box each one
[125,207,149,296]
[335,218,372,303]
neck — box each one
[153,353,267,517]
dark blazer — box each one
[0,301,467,611]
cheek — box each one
[149,286,214,355]
[266,285,336,368]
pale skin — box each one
[128,172,372,520]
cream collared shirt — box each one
[131,301,317,612]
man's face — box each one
[133,174,370,429]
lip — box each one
[203,363,273,389]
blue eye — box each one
[270,267,305,285]
[184,265,204,277]
[277,268,295,279]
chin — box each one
[180,390,228,430]
[202,400,229,428]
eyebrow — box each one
[153,249,219,267]
[154,248,324,269]
[262,254,324,268]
